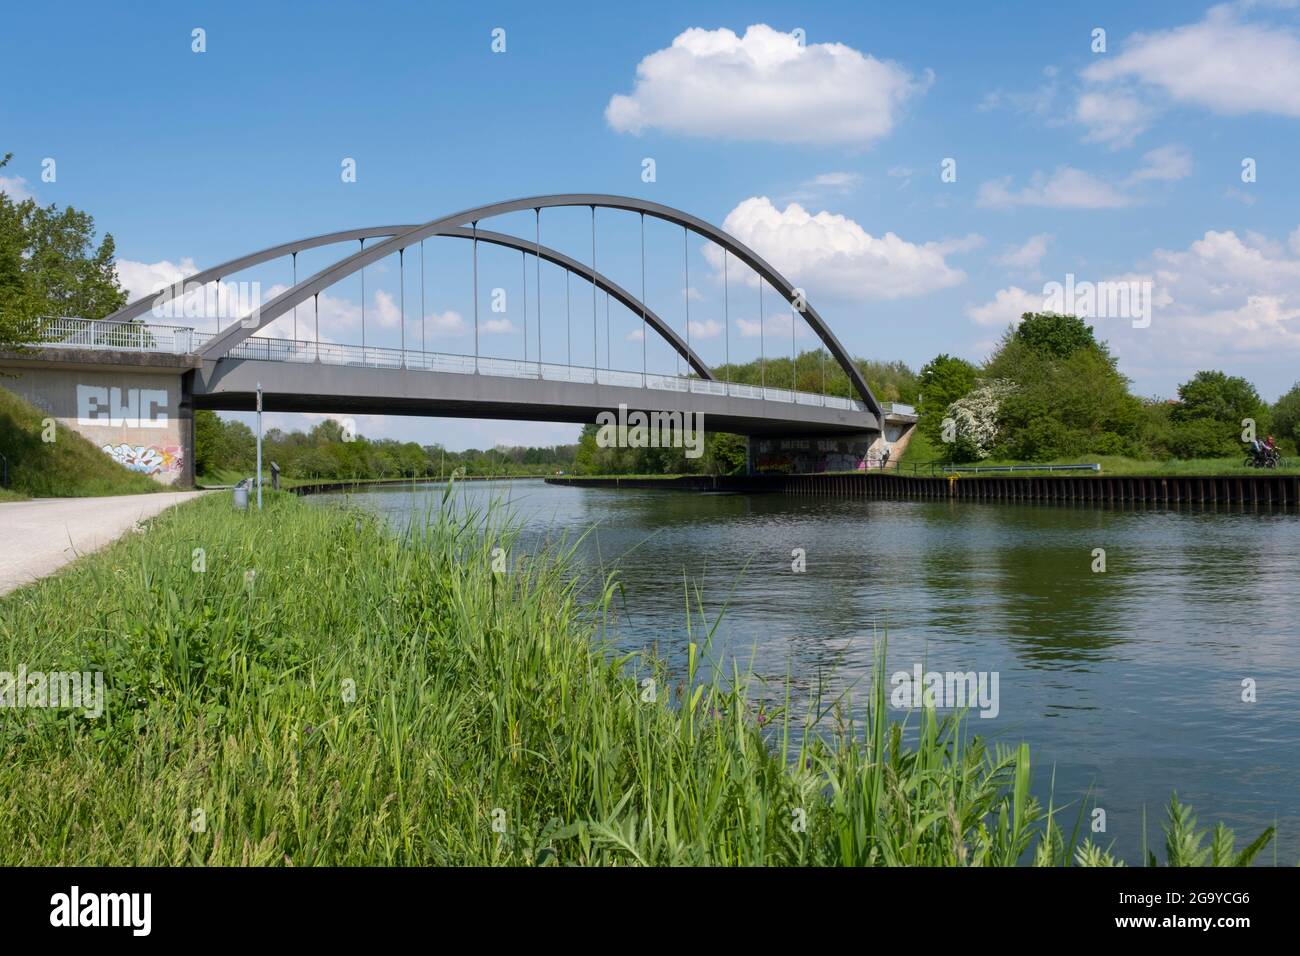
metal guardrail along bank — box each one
[907,460,1102,476]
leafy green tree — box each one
[714,350,918,406]
[573,424,600,475]
[1169,370,1269,458]
[292,447,338,479]
[995,347,1143,460]
[917,353,978,448]
[222,420,256,469]
[978,314,1142,461]
[193,410,225,476]
[946,379,1018,461]
[1012,312,1098,359]
[1168,419,1233,460]
[1272,382,1300,450]
[0,152,126,348]
[1138,398,1178,460]
[704,432,748,475]
[192,411,255,476]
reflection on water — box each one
[317,479,1300,863]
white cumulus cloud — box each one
[0,174,35,202]
[605,24,931,146]
[115,257,200,303]
[1082,6,1300,118]
[735,312,810,339]
[977,167,1133,210]
[995,234,1053,272]
[965,287,1045,326]
[967,225,1300,393]
[704,196,968,302]
[687,318,723,339]
[1125,144,1193,184]
[1075,90,1151,148]
[115,257,261,325]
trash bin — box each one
[233,480,249,511]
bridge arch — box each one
[105,225,414,324]
[108,224,716,379]
[118,194,877,413]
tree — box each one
[978,313,1143,461]
[995,347,1144,460]
[714,350,919,406]
[0,152,126,349]
[1272,382,1300,449]
[917,353,978,448]
[292,448,337,479]
[704,432,748,475]
[1138,397,1178,460]
[573,424,601,475]
[1013,312,1098,359]
[193,410,225,476]
[947,379,1018,461]
[1169,370,1269,458]
[192,411,256,477]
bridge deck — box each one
[33,321,887,436]
[195,354,880,436]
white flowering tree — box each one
[944,379,1017,460]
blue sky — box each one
[5,0,1300,448]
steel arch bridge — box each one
[93,194,894,450]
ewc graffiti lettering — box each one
[72,382,183,478]
[100,443,183,476]
[77,385,169,428]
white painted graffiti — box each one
[76,385,169,428]
[100,442,183,475]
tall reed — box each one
[0,490,1273,866]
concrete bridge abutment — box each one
[1,349,196,488]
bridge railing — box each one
[881,402,917,417]
[32,321,870,412]
[32,317,210,353]
[219,335,868,409]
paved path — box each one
[0,492,206,596]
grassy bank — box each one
[0,385,162,498]
[924,455,1300,476]
[196,472,546,490]
[0,492,1273,865]
[897,430,1300,476]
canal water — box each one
[318,478,1300,864]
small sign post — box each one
[255,382,263,510]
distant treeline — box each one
[916,312,1300,462]
[713,352,920,405]
[193,353,925,481]
[194,413,579,481]
[196,318,1300,479]
[567,353,918,475]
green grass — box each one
[903,453,1300,477]
[553,473,694,481]
[0,385,163,497]
[896,425,943,466]
[196,471,542,490]
[195,467,246,488]
[895,424,1300,477]
[0,492,1274,865]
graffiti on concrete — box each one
[100,442,183,476]
[752,436,876,474]
[77,385,170,428]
